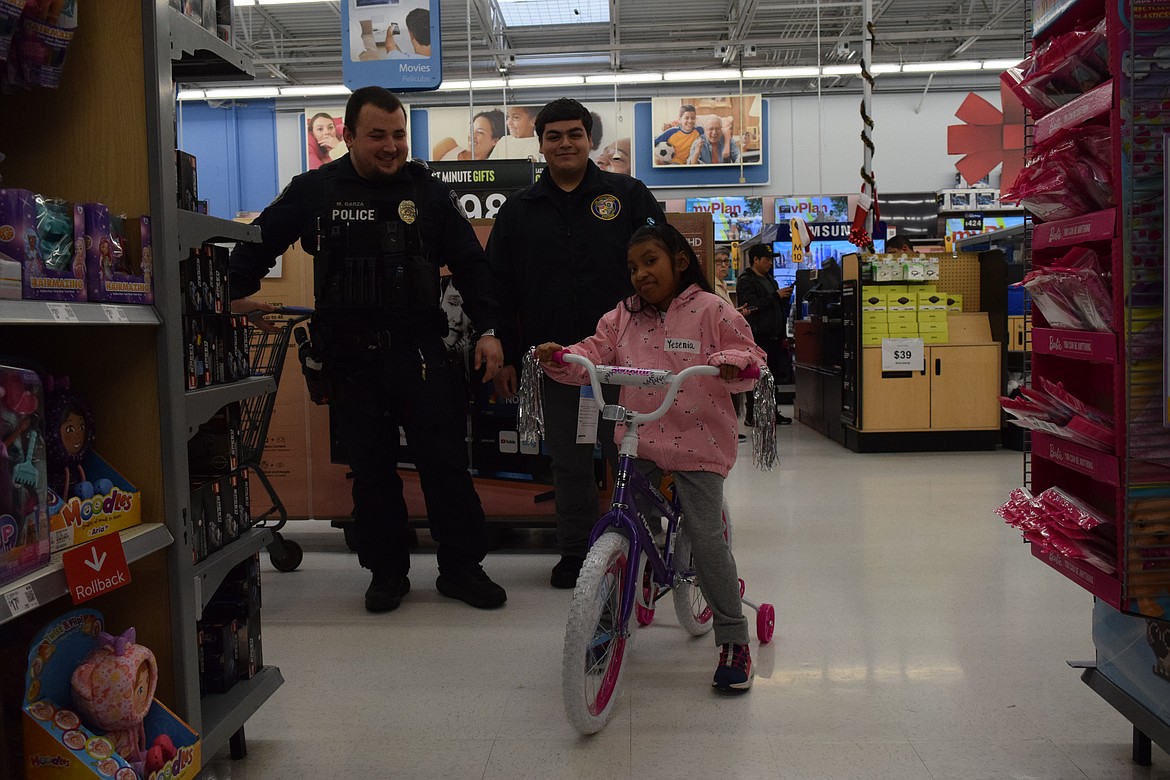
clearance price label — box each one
[881,337,924,372]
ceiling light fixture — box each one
[663,68,742,82]
[585,72,663,84]
[279,85,351,97]
[982,59,1023,70]
[823,64,862,76]
[902,60,983,72]
[204,86,281,99]
[506,75,586,88]
[177,89,205,101]
[741,66,822,79]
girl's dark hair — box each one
[624,223,713,313]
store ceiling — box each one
[225,0,1029,100]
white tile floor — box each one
[200,416,1170,779]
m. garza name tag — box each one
[664,338,700,354]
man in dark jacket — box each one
[736,244,793,424]
[230,86,508,613]
[487,98,666,588]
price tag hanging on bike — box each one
[881,337,925,372]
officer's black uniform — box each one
[230,154,500,584]
[736,263,794,389]
[486,159,666,562]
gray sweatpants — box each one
[543,379,620,558]
[635,461,749,647]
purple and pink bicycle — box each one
[535,351,776,734]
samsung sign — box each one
[340,0,442,92]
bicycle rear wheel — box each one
[671,500,732,636]
[562,532,633,734]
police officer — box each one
[229,87,507,613]
[736,244,793,425]
[487,98,666,589]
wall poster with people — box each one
[340,0,442,90]
[424,101,637,174]
[650,94,764,167]
[303,105,347,170]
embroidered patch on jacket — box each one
[591,194,621,221]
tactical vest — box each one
[312,167,440,335]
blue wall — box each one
[176,100,280,219]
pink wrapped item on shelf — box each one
[1000,18,1109,118]
[997,486,1115,573]
[1022,267,1112,332]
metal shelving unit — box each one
[0,524,173,625]
[186,376,275,437]
[176,210,261,254]
[193,527,273,613]
[0,301,162,325]
[200,666,284,760]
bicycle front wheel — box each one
[562,532,633,734]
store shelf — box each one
[186,376,275,437]
[954,223,1027,250]
[194,527,273,613]
[1034,80,1113,146]
[1031,431,1121,485]
[199,666,284,760]
[0,524,173,625]
[1030,542,1122,608]
[0,301,161,326]
[1031,327,1118,363]
[168,7,254,82]
[176,211,261,254]
[1032,208,1116,251]
[1081,666,1170,759]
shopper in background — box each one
[886,234,914,253]
[713,247,748,441]
[736,243,794,425]
[535,223,766,692]
[487,97,666,589]
[228,86,508,614]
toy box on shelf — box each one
[82,205,155,305]
[0,363,50,588]
[47,450,142,553]
[0,188,87,302]
[23,609,200,780]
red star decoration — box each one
[947,81,1026,187]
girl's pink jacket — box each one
[543,284,767,477]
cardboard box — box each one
[861,311,888,325]
[921,331,949,343]
[861,332,886,346]
[176,150,199,211]
[0,189,86,302]
[47,451,141,554]
[917,292,948,310]
[917,309,948,324]
[946,293,964,313]
[197,618,238,694]
[23,608,200,780]
[886,310,917,323]
[918,321,948,334]
[860,293,887,312]
[887,294,917,312]
[82,206,154,305]
[888,322,919,336]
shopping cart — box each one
[239,306,314,573]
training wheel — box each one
[636,604,655,626]
[757,603,776,644]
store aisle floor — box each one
[200,420,1170,780]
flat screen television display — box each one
[766,222,887,283]
[944,214,1025,245]
[685,196,764,242]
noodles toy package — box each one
[0,362,49,587]
[23,609,200,780]
[0,188,86,301]
[42,376,142,553]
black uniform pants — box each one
[329,337,487,578]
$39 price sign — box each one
[881,338,924,371]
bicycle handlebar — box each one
[555,351,743,427]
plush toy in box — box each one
[23,608,200,780]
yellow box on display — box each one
[862,320,889,334]
[887,294,916,312]
[886,310,917,323]
[888,322,919,336]
[862,332,886,346]
[862,312,888,326]
[917,284,937,293]
[917,292,947,310]
[921,331,949,343]
[885,285,909,294]
[946,293,964,312]
[917,309,948,323]
[918,321,948,334]
[861,293,887,312]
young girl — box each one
[535,223,766,693]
